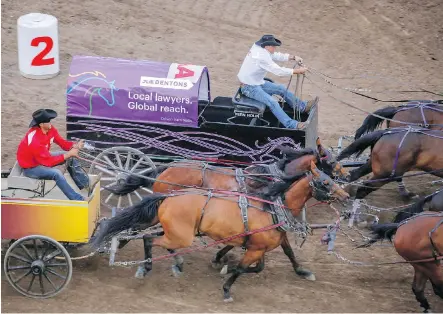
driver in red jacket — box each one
[16,109,100,201]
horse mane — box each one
[260,171,307,198]
[246,164,270,175]
[278,146,317,160]
[247,147,316,176]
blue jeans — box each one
[240,81,307,128]
[23,153,88,201]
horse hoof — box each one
[171,265,182,277]
[296,268,316,281]
[135,266,148,279]
[224,297,234,303]
[220,265,228,275]
[211,260,223,270]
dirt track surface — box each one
[1,0,443,312]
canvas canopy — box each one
[66,55,210,128]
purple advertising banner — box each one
[66,55,210,128]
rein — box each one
[307,66,443,103]
[304,74,443,128]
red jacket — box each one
[17,126,74,168]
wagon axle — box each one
[30,260,46,275]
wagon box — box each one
[1,184,100,243]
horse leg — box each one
[281,234,315,281]
[396,177,418,200]
[211,245,234,270]
[221,254,266,275]
[349,160,372,182]
[135,228,194,278]
[135,235,155,279]
[167,249,185,277]
[411,265,431,313]
[422,261,443,302]
[222,249,265,302]
[355,174,389,200]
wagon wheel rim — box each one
[88,147,157,211]
[3,235,73,299]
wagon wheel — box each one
[3,235,73,299]
[88,146,157,210]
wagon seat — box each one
[5,161,85,200]
[230,78,277,126]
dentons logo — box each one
[140,77,193,90]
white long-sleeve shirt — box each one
[237,44,293,85]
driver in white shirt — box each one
[237,34,318,130]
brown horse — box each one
[359,212,443,313]
[392,189,443,223]
[92,161,350,302]
[352,102,443,197]
[354,101,443,139]
[107,137,350,195]
[109,138,350,274]
[338,127,443,200]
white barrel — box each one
[17,13,60,79]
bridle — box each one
[308,170,342,202]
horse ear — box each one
[310,160,320,176]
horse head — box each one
[316,137,351,182]
[262,160,350,215]
[276,138,350,182]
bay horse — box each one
[392,189,443,223]
[92,161,350,302]
[358,212,443,313]
[353,101,443,197]
[108,138,350,276]
[354,101,443,139]
[337,127,443,200]
[106,137,350,196]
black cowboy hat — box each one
[255,34,282,48]
[29,109,58,127]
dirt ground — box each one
[1,0,443,312]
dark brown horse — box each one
[352,102,443,197]
[92,161,350,302]
[359,212,443,313]
[392,189,443,223]
[354,101,443,139]
[338,127,443,200]
[107,137,350,195]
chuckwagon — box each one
[1,166,101,298]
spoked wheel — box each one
[88,147,157,210]
[3,235,73,299]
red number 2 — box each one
[30,36,55,66]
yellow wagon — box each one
[1,162,101,298]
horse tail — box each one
[354,106,398,139]
[337,130,386,161]
[356,223,399,248]
[104,165,168,195]
[90,193,167,249]
[392,193,435,223]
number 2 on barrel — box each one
[30,36,55,66]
